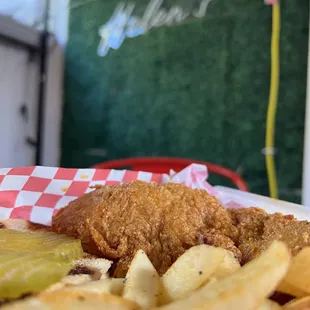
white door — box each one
[0,39,38,168]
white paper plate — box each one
[215,186,310,221]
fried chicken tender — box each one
[52,181,239,277]
[228,207,310,264]
[52,181,310,277]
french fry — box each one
[2,290,141,310]
[155,241,290,310]
[201,277,218,288]
[68,278,124,295]
[45,274,92,292]
[211,248,240,279]
[257,299,282,310]
[278,247,310,298]
[123,250,160,308]
[283,296,310,310]
[159,245,225,305]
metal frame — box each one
[0,14,40,50]
[302,11,310,207]
[0,12,48,166]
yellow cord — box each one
[265,2,280,199]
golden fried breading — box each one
[52,181,310,277]
[0,219,52,232]
[52,181,239,277]
[228,207,310,264]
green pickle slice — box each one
[0,229,84,299]
[0,229,83,263]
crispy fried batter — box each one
[228,207,310,264]
[52,181,310,277]
[0,219,52,232]
[52,181,239,277]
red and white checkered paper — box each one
[0,164,217,226]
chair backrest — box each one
[92,157,249,191]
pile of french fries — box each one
[4,241,310,309]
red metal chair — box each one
[92,157,249,191]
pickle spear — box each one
[0,229,84,299]
[0,252,72,299]
[0,229,83,263]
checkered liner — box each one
[0,164,215,226]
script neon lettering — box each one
[97,0,214,56]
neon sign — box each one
[97,0,214,56]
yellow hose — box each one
[265,2,280,199]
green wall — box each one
[62,0,309,203]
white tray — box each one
[215,186,310,221]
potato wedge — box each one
[211,248,240,279]
[123,250,160,308]
[278,247,310,298]
[2,290,141,310]
[283,296,310,310]
[68,278,124,295]
[45,275,92,292]
[156,241,290,310]
[201,277,218,288]
[159,245,225,305]
[257,300,282,310]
